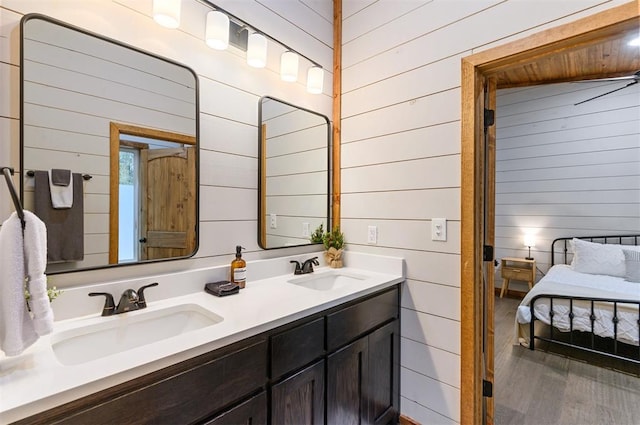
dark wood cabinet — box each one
[16,285,400,425]
[271,360,325,425]
[203,391,267,425]
[327,320,399,425]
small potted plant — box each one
[322,226,345,268]
[310,223,325,245]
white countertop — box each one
[0,251,403,423]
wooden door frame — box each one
[460,3,639,424]
[109,122,197,264]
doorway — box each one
[460,3,640,424]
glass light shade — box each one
[247,33,267,68]
[628,36,640,47]
[206,11,230,50]
[153,0,181,29]
[523,234,536,248]
[280,51,299,82]
[306,66,324,94]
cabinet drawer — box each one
[271,317,325,379]
[203,391,267,425]
[49,339,268,425]
[502,267,532,280]
[327,287,398,351]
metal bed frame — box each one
[528,235,640,365]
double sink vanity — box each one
[0,251,404,424]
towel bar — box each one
[26,170,93,180]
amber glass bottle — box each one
[230,245,247,288]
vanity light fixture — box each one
[523,234,536,260]
[247,33,267,68]
[628,36,640,47]
[306,66,324,94]
[280,51,299,82]
[206,10,230,50]
[153,0,181,29]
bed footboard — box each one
[529,294,640,365]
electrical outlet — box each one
[270,214,277,229]
[431,218,446,241]
[302,222,310,237]
[367,225,378,244]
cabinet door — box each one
[203,391,267,425]
[271,360,325,425]
[327,337,369,425]
[368,321,399,425]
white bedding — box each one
[516,265,640,346]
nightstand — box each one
[500,257,536,298]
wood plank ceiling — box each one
[492,17,640,88]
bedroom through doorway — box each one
[460,2,640,424]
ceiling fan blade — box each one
[574,80,638,105]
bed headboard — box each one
[551,234,640,266]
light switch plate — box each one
[302,222,310,237]
[367,225,378,244]
[431,218,446,241]
[270,214,277,229]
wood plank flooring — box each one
[494,296,640,425]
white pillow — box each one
[570,238,640,277]
[622,249,640,283]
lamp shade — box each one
[523,234,536,248]
[280,51,299,82]
[247,33,267,68]
[206,11,230,50]
[153,0,181,29]
[306,66,324,94]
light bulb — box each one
[307,66,324,94]
[280,51,299,82]
[247,33,267,68]
[206,11,229,50]
[153,0,181,29]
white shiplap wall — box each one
[340,0,633,423]
[495,82,640,289]
[0,0,333,285]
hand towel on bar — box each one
[23,210,54,336]
[0,213,36,356]
[34,171,84,262]
[48,169,73,209]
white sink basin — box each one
[287,270,367,291]
[51,303,223,366]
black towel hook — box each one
[1,166,26,230]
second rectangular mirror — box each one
[258,97,330,249]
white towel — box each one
[0,211,54,356]
[23,211,53,336]
[48,169,73,209]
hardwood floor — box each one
[494,296,640,425]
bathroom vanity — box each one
[1,252,403,425]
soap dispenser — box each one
[230,245,247,289]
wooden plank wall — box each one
[0,0,332,284]
[494,81,640,290]
[339,0,633,423]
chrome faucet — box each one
[89,282,159,316]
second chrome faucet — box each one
[89,282,159,316]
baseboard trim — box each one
[399,414,421,425]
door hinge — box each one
[484,108,495,129]
[483,379,493,397]
[483,245,494,262]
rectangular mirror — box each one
[21,14,199,274]
[258,96,330,249]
